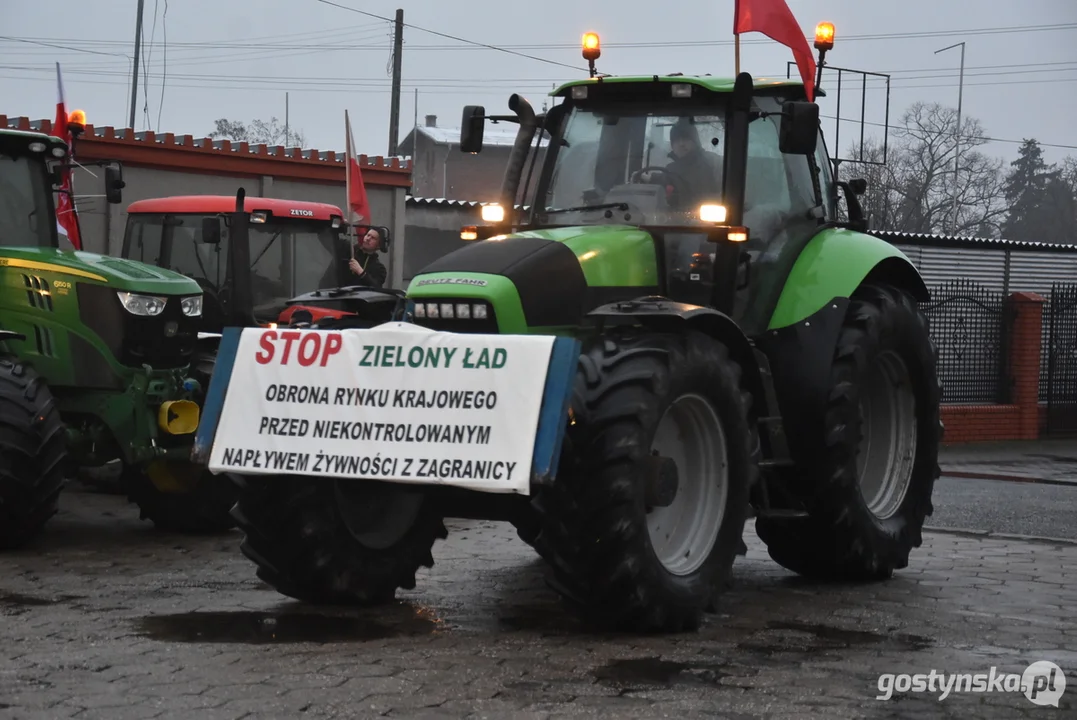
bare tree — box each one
[840,102,1006,237]
[207,117,306,148]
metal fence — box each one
[1043,282,1077,436]
[922,278,1011,405]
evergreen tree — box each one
[1001,139,1051,242]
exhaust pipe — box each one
[498,94,538,216]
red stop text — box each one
[254,330,343,366]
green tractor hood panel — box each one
[0,248,202,295]
[412,226,660,328]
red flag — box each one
[51,62,82,250]
[734,0,817,102]
[344,109,371,226]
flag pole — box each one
[735,35,740,74]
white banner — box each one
[207,322,557,494]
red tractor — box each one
[120,194,401,331]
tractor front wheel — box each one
[756,282,942,580]
[528,330,758,633]
[0,358,67,549]
[230,477,447,605]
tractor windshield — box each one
[0,145,58,249]
[123,214,348,327]
[536,103,727,227]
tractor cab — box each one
[121,195,352,331]
[452,28,864,337]
[0,130,69,251]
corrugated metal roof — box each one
[875,230,1077,253]
[414,124,550,148]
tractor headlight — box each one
[180,295,203,317]
[116,291,167,316]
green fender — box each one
[767,228,930,330]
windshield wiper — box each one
[542,202,628,216]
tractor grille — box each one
[23,274,54,312]
[76,283,200,370]
[410,298,499,334]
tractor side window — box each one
[733,98,821,333]
[814,129,836,220]
[249,224,289,317]
[124,216,164,265]
[0,154,53,249]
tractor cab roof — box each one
[126,195,344,222]
[551,75,818,101]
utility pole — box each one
[129,0,146,130]
[285,92,289,146]
[935,41,965,235]
[388,8,404,156]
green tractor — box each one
[217,34,941,632]
[0,127,235,548]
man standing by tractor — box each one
[347,226,387,288]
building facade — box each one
[399,114,547,202]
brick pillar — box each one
[1007,292,1045,440]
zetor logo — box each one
[255,329,342,366]
[290,209,314,217]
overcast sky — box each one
[3,0,1075,178]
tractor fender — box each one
[586,298,768,420]
[767,227,929,331]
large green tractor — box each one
[217,33,941,632]
[0,127,235,548]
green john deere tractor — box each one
[0,127,235,548]
[225,35,941,632]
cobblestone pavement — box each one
[0,488,1074,720]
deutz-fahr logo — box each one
[290,209,314,217]
[414,278,488,287]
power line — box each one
[310,0,587,72]
[6,21,1075,52]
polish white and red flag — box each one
[52,62,82,250]
[344,109,372,226]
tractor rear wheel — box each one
[756,282,942,580]
[528,330,758,633]
[0,358,67,549]
[230,477,447,605]
[124,349,237,533]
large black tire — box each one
[755,282,942,581]
[124,349,237,534]
[230,477,448,604]
[526,330,759,633]
[0,358,68,549]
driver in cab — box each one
[637,118,723,210]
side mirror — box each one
[105,164,125,204]
[460,105,486,154]
[201,216,222,244]
[848,177,867,195]
[778,101,819,155]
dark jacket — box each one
[353,250,387,288]
[666,149,723,209]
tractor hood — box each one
[408,225,660,330]
[0,247,202,295]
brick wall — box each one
[941,292,1045,444]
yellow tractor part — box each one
[158,399,200,435]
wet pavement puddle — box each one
[0,590,82,608]
[594,657,733,688]
[135,604,444,644]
